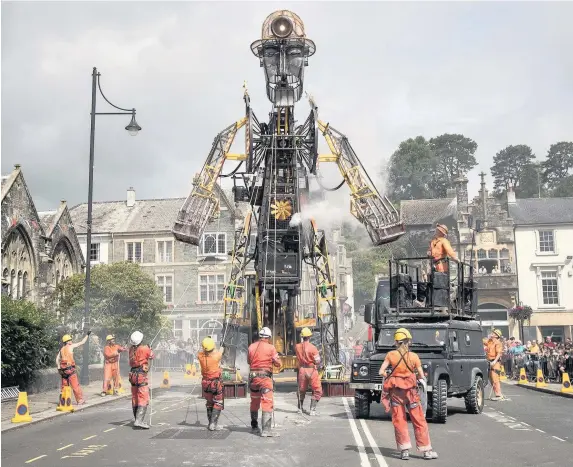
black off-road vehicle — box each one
[350,257,488,423]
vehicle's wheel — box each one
[355,391,371,419]
[464,375,485,414]
[431,379,448,423]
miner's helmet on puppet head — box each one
[250,10,316,105]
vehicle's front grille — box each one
[370,361,383,383]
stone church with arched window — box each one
[1,165,85,305]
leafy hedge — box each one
[1,296,59,390]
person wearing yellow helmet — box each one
[101,334,127,397]
[55,330,91,405]
[198,336,225,431]
[295,327,322,415]
[486,329,505,401]
[378,327,438,461]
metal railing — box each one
[504,352,573,383]
[1,386,20,402]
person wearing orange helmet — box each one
[379,328,438,461]
[428,224,458,273]
[295,327,322,416]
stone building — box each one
[1,165,85,305]
[69,187,240,344]
[400,172,519,338]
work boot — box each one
[133,406,150,429]
[260,412,279,437]
[133,405,138,420]
[309,399,318,416]
[208,409,223,431]
[423,451,438,460]
[400,450,410,460]
[207,407,213,427]
[100,391,107,397]
[250,411,259,432]
[298,396,305,414]
[490,395,502,401]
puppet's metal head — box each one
[250,10,316,106]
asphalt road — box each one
[2,382,571,467]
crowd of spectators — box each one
[500,335,573,383]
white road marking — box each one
[358,418,389,467]
[103,428,116,433]
[536,429,545,433]
[25,455,47,464]
[57,444,74,451]
[521,422,530,426]
[552,436,565,442]
[83,435,97,440]
[341,397,371,467]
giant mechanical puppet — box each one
[173,10,405,378]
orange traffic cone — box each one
[56,386,75,412]
[561,373,573,394]
[160,371,170,389]
[535,369,547,388]
[11,391,32,423]
[518,368,528,385]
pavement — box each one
[502,378,573,398]
[1,371,197,433]
[2,377,571,467]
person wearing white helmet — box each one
[247,327,281,437]
[128,331,154,429]
[295,327,322,415]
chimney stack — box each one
[127,187,136,207]
[507,185,516,205]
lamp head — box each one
[125,111,141,136]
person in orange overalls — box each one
[428,224,458,273]
[128,330,154,429]
[198,336,224,431]
[379,328,438,461]
[248,327,281,437]
[295,327,322,416]
[56,332,90,405]
[101,335,127,397]
[486,329,505,401]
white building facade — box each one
[509,194,573,342]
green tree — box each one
[429,134,478,197]
[490,145,536,194]
[516,162,546,198]
[46,262,169,344]
[542,142,573,196]
[387,136,437,201]
[1,296,60,389]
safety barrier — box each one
[505,352,573,384]
[1,386,20,402]
[152,350,195,372]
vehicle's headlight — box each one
[359,365,369,377]
[422,364,428,369]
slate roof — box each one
[37,211,58,231]
[508,198,573,225]
[400,197,456,225]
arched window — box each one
[488,249,498,259]
[22,272,28,298]
[477,249,486,259]
[2,268,9,295]
[500,248,510,259]
[17,271,23,299]
[10,270,16,299]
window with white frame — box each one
[199,273,225,303]
[199,233,226,255]
[157,240,173,263]
[538,230,555,253]
[540,270,559,306]
[126,241,143,263]
[173,319,183,338]
[156,275,173,303]
[89,243,100,261]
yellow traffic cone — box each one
[105,380,114,396]
[56,386,75,412]
[11,391,32,423]
[518,368,528,385]
[561,373,573,394]
[160,371,170,389]
[535,369,547,388]
[500,369,507,381]
[184,364,193,379]
[191,363,197,376]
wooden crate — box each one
[223,382,247,398]
[321,381,355,397]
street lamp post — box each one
[81,67,141,385]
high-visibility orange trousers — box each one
[202,378,224,410]
[298,368,323,401]
[103,361,121,392]
[390,388,432,452]
[249,376,274,413]
[61,373,84,404]
[490,362,502,396]
[129,372,150,407]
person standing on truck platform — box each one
[486,329,506,401]
[379,328,438,461]
[428,224,458,273]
